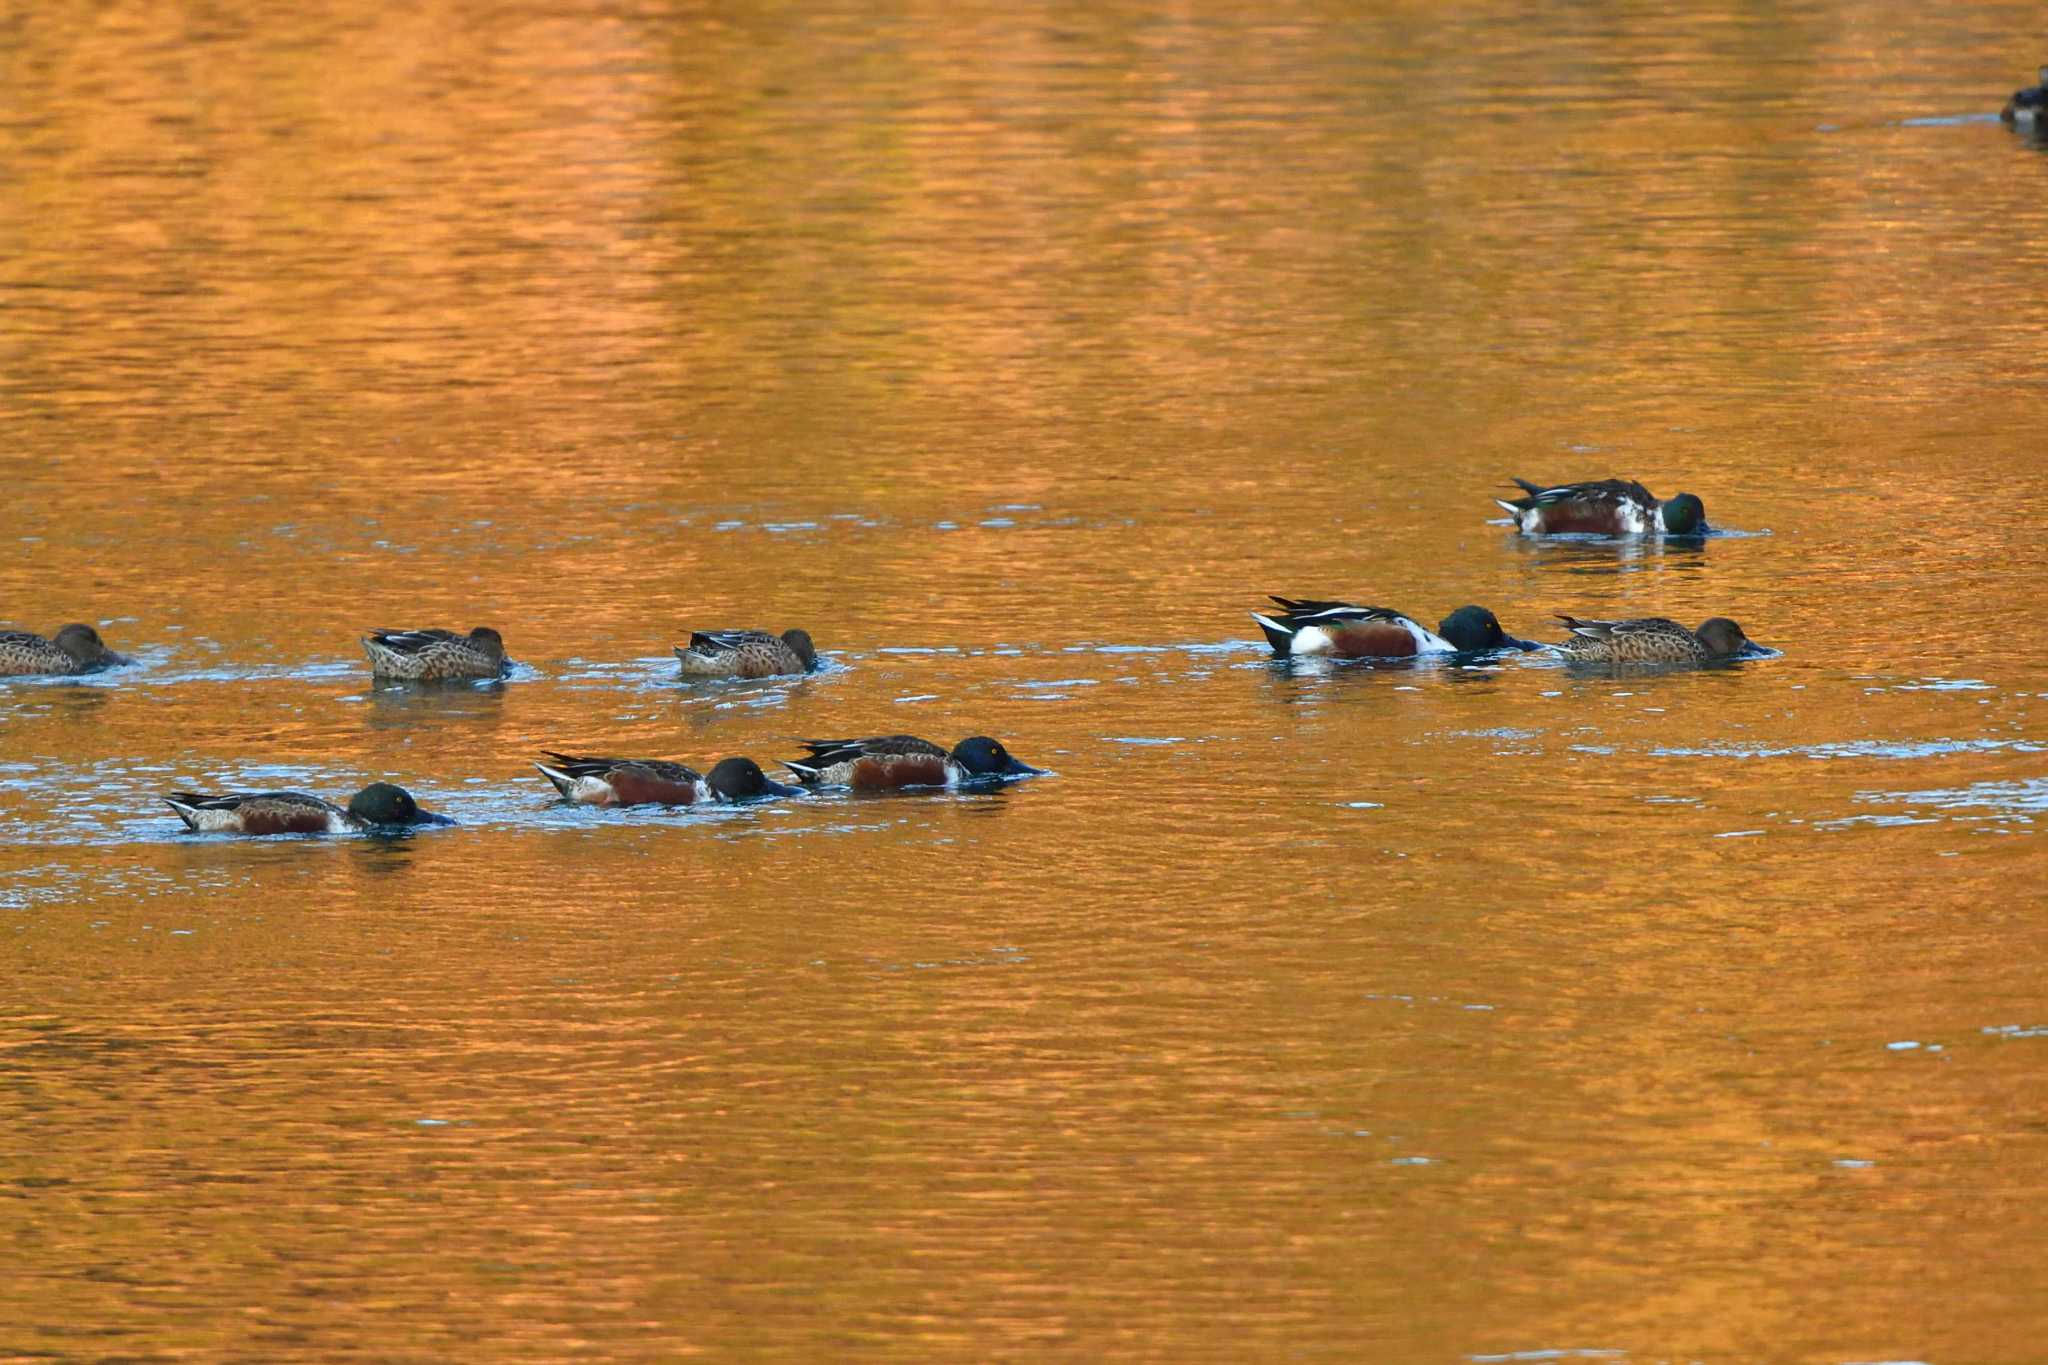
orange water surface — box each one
[4,3,2047,1359]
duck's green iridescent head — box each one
[1660,493,1706,535]
[1435,605,1538,652]
[1695,618,1750,659]
[952,737,1041,778]
[349,782,453,826]
[708,756,803,800]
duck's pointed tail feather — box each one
[533,760,576,798]
[1250,612,1293,656]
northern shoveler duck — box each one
[2004,66,2048,128]
[1550,614,1757,663]
[534,752,801,806]
[1494,478,1706,536]
[0,623,130,675]
[675,629,818,679]
[783,735,1041,790]
[363,626,509,681]
[1252,597,1535,658]
[165,782,454,835]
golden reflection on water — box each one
[5,1,2048,1359]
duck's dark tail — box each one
[532,759,578,798]
[1249,612,1293,656]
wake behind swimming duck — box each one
[1495,478,1706,537]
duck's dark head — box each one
[1660,493,1707,535]
[951,736,1041,778]
[1695,617,1752,660]
[349,782,454,826]
[708,756,803,800]
[1436,605,1538,652]
[55,623,125,666]
[2007,72,2048,124]
[780,629,819,670]
[468,627,506,660]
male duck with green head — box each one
[165,783,454,835]
[1495,477,1706,537]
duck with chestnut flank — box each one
[534,753,802,806]
[783,735,1041,790]
[1494,478,1706,536]
[1252,597,1535,658]
[165,783,454,835]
